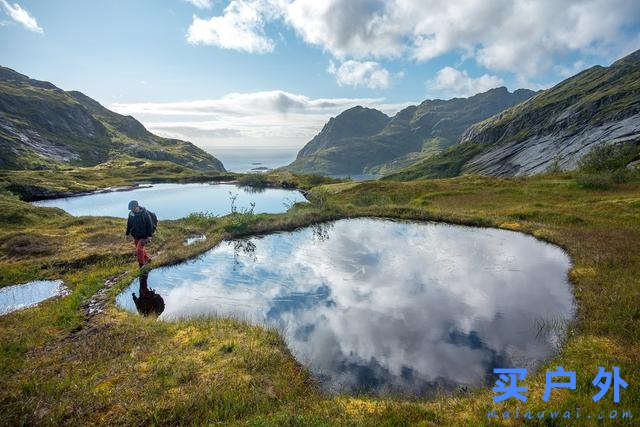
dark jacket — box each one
[126,207,154,239]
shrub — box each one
[307,174,328,186]
[237,174,268,188]
[576,172,613,190]
[545,156,563,174]
[578,142,640,173]
[576,141,640,188]
[223,208,255,233]
[224,192,256,232]
[184,212,217,227]
[611,167,638,184]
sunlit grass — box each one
[0,170,638,424]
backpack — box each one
[147,210,158,235]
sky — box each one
[1,0,639,151]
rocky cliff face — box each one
[286,88,536,176]
[0,67,225,172]
[389,49,640,179]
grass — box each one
[0,158,238,201]
[237,173,269,187]
[0,169,639,424]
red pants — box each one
[134,239,151,267]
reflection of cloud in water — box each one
[116,218,574,395]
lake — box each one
[116,218,574,396]
[33,183,307,220]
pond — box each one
[33,183,306,220]
[116,218,574,396]
[0,280,68,316]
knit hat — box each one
[128,200,139,210]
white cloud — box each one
[327,60,390,89]
[428,67,504,98]
[111,90,415,148]
[288,0,639,78]
[280,0,401,59]
[553,60,596,79]
[188,0,639,79]
[184,0,213,9]
[0,0,43,33]
[186,0,274,53]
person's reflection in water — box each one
[132,272,165,316]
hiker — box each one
[132,271,165,316]
[125,200,157,267]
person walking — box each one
[125,200,156,267]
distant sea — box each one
[207,146,380,181]
[207,147,299,173]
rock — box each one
[389,48,640,179]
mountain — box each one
[0,66,225,172]
[388,49,640,180]
[286,87,536,176]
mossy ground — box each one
[0,169,639,425]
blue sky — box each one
[1,0,639,150]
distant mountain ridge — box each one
[286,87,537,176]
[389,49,640,180]
[0,66,225,171]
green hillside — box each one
[286,88,535,176]
[0,66,225,172]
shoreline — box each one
[19,174,239,202]
[28,178,310,204]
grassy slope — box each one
[0,67,225,172]
[0,171,639,424]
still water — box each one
[0,280,68,315]
[33,183,306,220]
[116,218,574,395]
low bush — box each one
[576,141,640,188]
[184,212,218,227]
[576,172,613,190]
[578,142,639,173]
[238,174,268,188]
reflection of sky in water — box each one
[33,183,306,220]
[116,218,574,395]
[0,280,67,315]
